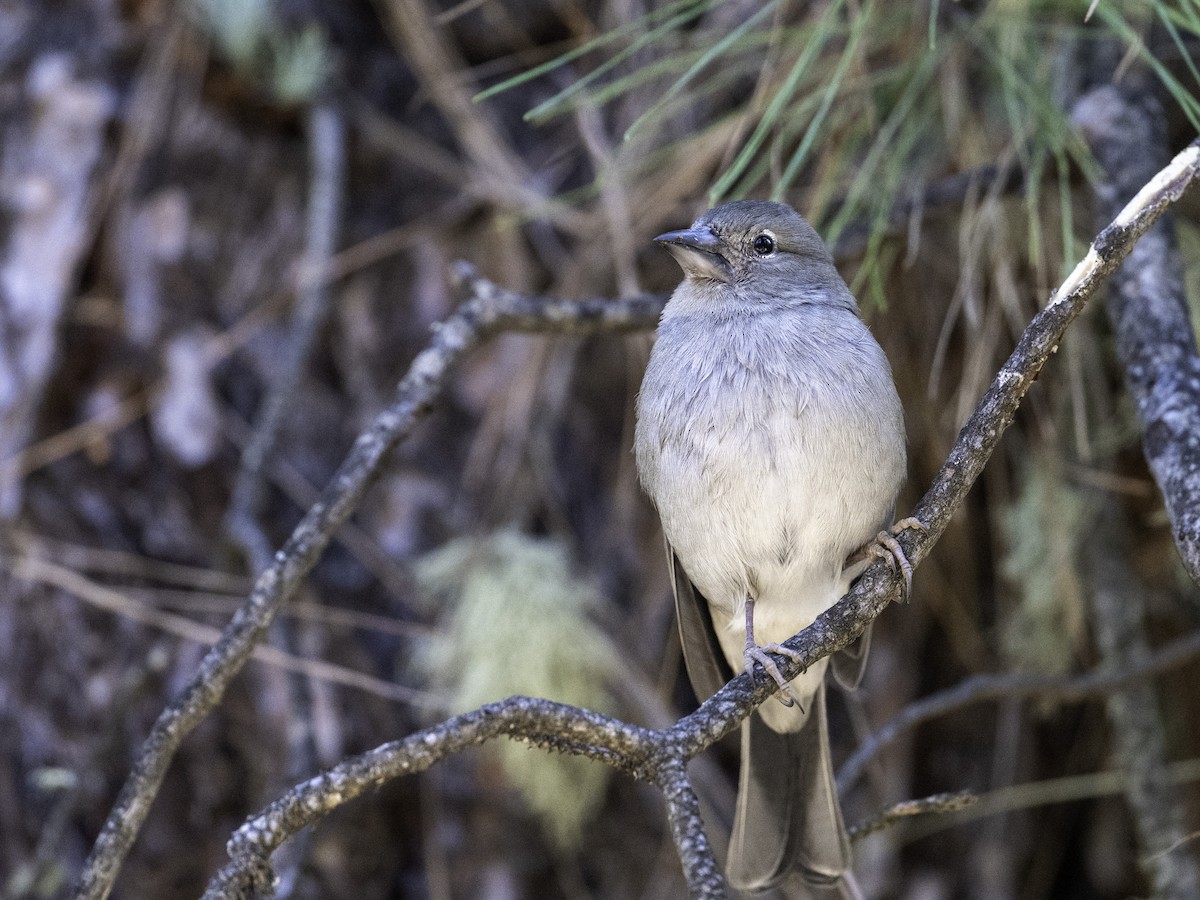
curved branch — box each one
[201,698,656,898]
[837,626,1200,793]
[1074,83,1200,898]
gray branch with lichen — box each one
[1075,81,1200,900]
[1074,84,1200,586]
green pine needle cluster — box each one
[479,1,1199,306]
[412,528,618,850]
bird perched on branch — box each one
[635,200,910,893]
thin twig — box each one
[10,553,435,707]
[847,791,977,841]
[837,626,1200,793]
[374,0,591,232]
[902,759,1200,843]
[10,530,251,592]
[224,99,347,568]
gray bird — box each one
[634,200,907,892]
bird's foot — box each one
[744,642,807,710]
[865,517,926,602]
[743,597,806,708]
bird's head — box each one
[655,200,845,305]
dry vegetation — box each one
[2,1,1200,898]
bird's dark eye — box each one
[752,234,775,256]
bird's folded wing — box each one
[831,507,893,693]
[668,541,731,702]
[830,623,873,691]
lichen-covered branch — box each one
[1074,85,1200,584]
[202,698,655,899]
[1075,81,1200,899]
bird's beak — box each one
[654,225,732,283]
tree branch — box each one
[1076,82,1200,899]
[201,698,656,898]
[1087,508,1200,898]
[846,791,977,841]
[656,757,726,900]
[1073,85,1200,584]
[837,626,1200,793]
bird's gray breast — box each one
[634,304,904,626]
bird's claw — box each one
[744,642,805,710]
[866,517,926,602]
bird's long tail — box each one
[727,681,850,892]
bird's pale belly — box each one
[655,411,879,648]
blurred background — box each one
[2,1,1200,897]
